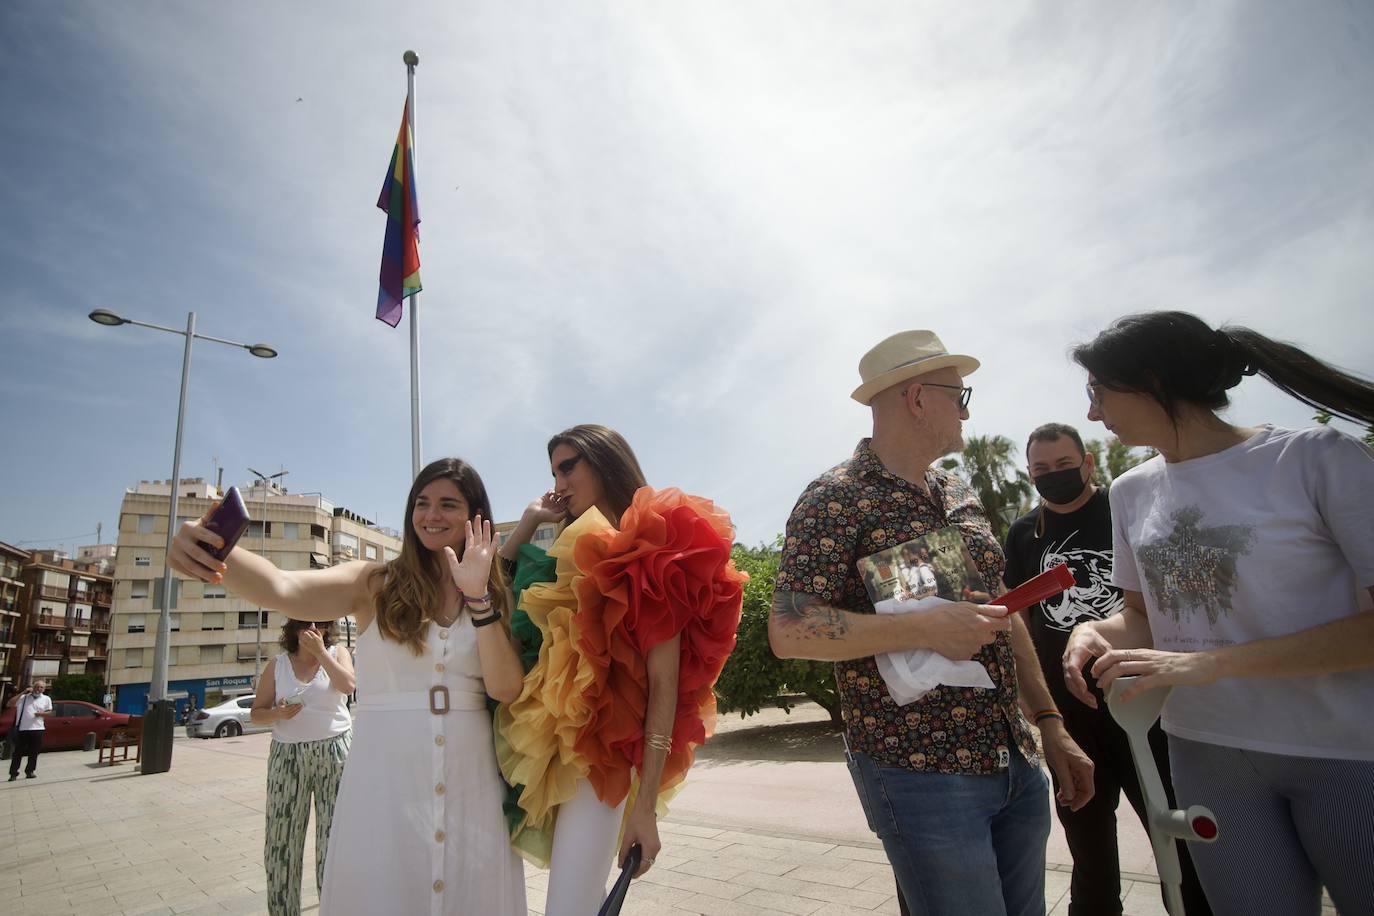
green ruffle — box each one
[490,541,557,864]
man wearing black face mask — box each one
[1003,424,1211,916]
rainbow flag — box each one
[376,98,422,327]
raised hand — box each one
[298,625,327,660]
[443,515,499,597]
[169,504,228,583]
[526,490,569,525]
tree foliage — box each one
[948,434,1031,541]
[715,540,842,726]
[51,673,106,704]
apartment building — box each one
[107,477,401,715]
[11,548,114,690]
[0,541,30,706]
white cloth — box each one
[270,646,352,744]
[16,693,51,731]
[319,617,525,916]
[1109,425,1374,760]
[872,596,994,704]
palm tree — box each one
[954,434,1031,541]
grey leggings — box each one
[1169,736,1374,916]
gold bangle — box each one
[645,732,672,752]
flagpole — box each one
[404,49,422,481]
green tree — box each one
[51,673,105,704]
[1081,439,1111,488]
[952,434,1031,541]
[1105,436,1152,479]
[715,540,842,726]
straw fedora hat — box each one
[851,330,980,405]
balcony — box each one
[88,646,108,659]
[67,645,89,659]
[90,614,111,632]
[28,642,63,657]
[67,615,92,632]
[31,613,67,630]
[90,591,113,607]
[38,585,70,601]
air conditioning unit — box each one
[56,632,66,642]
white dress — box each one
[320,615,526,915]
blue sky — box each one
[2,1,1372,553]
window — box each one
[201,612,224,631]
[236,697,255,709]
[200,644,224,664]
[281,523,299,540]
[383,547,399,563]
[203,584,226,599]
[169,613,180,632]
[130,580,150,599]
[238,611,269,629]
[137,515,155,534]
[124,648,144,668]
[310,524,327,541]
[363,543,379,561]
[135,555,151,567]
[126,614,146,634]
[75,579,89,593]
[172,645,197,665]
[246,521,272,539]
[334,532,358,557]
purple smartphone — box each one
[203,486,251,562]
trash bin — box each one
[84,731,98,752]
[141,698,175,775]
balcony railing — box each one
[67,645,89,659]
[88,647,108,658]
[31,613,66,629]
[28,642,63,657]
[90,591,113,606]
[38,586,70,601]
[90,615,111,632]
[67,615,92,631]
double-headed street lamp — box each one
[246,466,288,679]
[88,309,276,774]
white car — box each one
[186,695,270,739]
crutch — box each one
[1105,677,1218,915]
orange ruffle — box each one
[496,487,746,849]
[569,487,747,806]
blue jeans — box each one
[847,746,1051,916]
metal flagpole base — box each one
[140,699,176,775]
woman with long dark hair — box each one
[251,618,353,916]
[1063,311,1374,914]
[496,424,746,915]
[169,458,527,915]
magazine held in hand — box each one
[856,527,1075,705]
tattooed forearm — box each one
[771,592,850,640]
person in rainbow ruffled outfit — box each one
[496,424,746,915]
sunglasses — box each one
[554,453,583,476]
[920,382,973,409]
[1085,382,1104,407]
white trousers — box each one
[544,778,627,916]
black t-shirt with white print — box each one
[1003,488,1124,710]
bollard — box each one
[84,731,98,752]
[140,699,175,774]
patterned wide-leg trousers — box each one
[264,731,351,916]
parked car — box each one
[186,695,270,739]
[0,699,132,752]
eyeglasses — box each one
[920,383,973,409]
[554,453,583,476]
[1085,382,1104,407]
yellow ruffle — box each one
[495,509,611,841]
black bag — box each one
[596,844,642,916]
[5,694,29,748]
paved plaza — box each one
[2,705,1321,916]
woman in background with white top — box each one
[1064,311,1374,915]
[252,619,354,916]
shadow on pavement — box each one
[697,718,845,764]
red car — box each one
[1,699,132,751]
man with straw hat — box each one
[770,330,1095,916]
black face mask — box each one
[1033,466,1088,505]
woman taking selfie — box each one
[251,619,353,916]
[170,459,526,915]
[1064,311,1374,915]
[496,424,746,916]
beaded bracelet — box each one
[645,732,673,752]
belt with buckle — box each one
[355,689,487,714]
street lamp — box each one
[88,309,276,774]
[246,466,288,681]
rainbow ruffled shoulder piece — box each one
[495,486,746,867]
